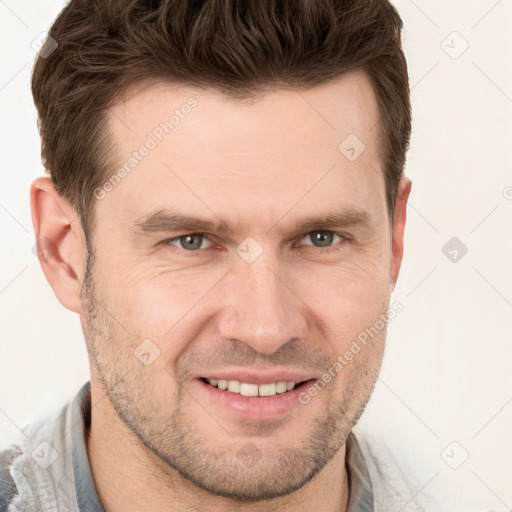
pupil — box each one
[180,232,333,250]
[182,235,201,250]
[313,231,332,247]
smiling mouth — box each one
[200,377,311,397]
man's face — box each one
[81,70,406,500]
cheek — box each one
[101,263,213,348]
[294,258,391,340]
[335,330,385,405]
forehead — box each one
[109,70,380,151]
[98,71,385,232]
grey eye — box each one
[304,231,340,248]
[171,234,211,251]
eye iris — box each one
[311,231,333,247]
[175,232,337,251]
[180,234,203,250]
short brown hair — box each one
[31,0,411,238]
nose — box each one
[215,259,308,356]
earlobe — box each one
[390,177,412,289]
[30,176,86,313]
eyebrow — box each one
[132,208,372,236]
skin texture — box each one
[30,69,411,512]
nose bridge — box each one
[217,254,307,355]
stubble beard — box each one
[80,247,383,502]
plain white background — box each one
[0,1,511,510]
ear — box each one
[30,176,87,313]
[389,177,412,289]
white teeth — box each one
[227,380,241,393]
[240,383,259,397]
[259,383,276,396]
[275,381,288,393]
[206,378,301,396]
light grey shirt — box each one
[0,381,373,511]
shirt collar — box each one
[71,381,105,512]
[71,382,373,512]
[345,430,374,511]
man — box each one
[1,0,414,510]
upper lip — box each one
[197,369,317,385]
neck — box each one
[86,383,350,512]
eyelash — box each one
[160,231,351,255]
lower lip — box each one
[195,378,315,420]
